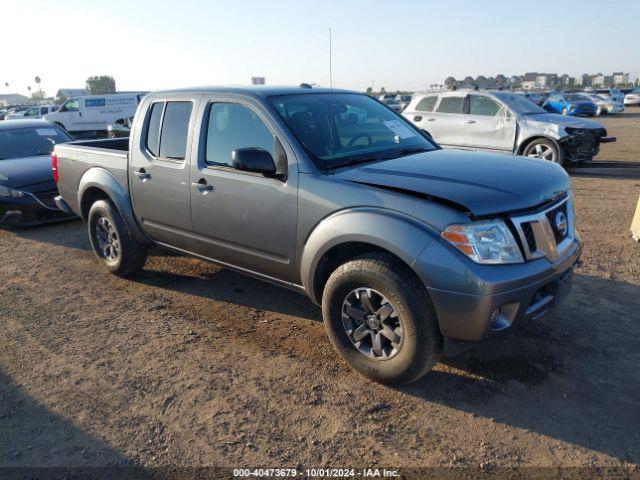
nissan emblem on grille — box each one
[555,211,568,238]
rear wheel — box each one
[322,253,442,385]
[88,200,147,276]
[523,138,562,165]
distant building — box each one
[592,73,606,86]
[251,77,266,85]
[55,88,88,103]
[0,93,30,106]
[522,72,538,90]
[613,72,629,85]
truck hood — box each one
[335,149,570,217]
[523,113,603,129]
[0,155,55,190]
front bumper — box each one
[560,129,616,162]
[416,236,582,345]
[0,194,73,227]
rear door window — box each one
[158,102,193,160]
[436,96,464,114]
[416,96,437,112]
[145,102,164,157]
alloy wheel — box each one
[526,144,556,161]
[95,216,120,261]
[341,287,403,360]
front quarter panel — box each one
[300,207,439,303]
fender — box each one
[300,207,439,303]
[77,167,150,245]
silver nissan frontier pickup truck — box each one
[53,86,581,385]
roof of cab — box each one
[0,119,57,131]
[148,85,357,98]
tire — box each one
[522,138,562,165]
[87,199,147,277]
[321,253,442,385]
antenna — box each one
[329,28,334,155]
[329,28,333,92]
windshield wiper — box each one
[376,146,431,160]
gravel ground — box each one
[1,111,639,476]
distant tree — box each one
[86,75,116,94]
[380,87,386,95]
[35,76,43,99]
[365,87,373,95]
[30,90,46,101]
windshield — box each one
[493,92,546,114]
[0,126,73,160]
[268,93,436,169]
[565,94,591,102]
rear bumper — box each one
[418,237,582,345]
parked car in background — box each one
[516,91,545,106]
[594,87,625,103]
[543,93,597,116]
[396,94,413,111]
[44,92,147,135]
[403,89,614,165]
[4,105,58,120]
[1,105,30,120]
[580,93,624,115]
[378,93,403,112]
[107,116,134,138]
[0,120,74,226]
[624,89,640,107]
[53,85,581,385]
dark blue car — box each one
[543,93,597,116]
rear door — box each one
[463,94,516,152]
[428,94,466,147]
[188,95,299,282]
[129,95,199,247]
[404,95,438,139]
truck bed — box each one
[54,138,131,217]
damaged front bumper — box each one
[560,127,616,163]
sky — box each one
[3,0,639,97]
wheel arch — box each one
[517,134,562,157]
[77,168,150,245]
[300,208,438,305]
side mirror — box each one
[232,148,277,176]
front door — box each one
[189,97,298,282]
[463,94,516,152]
[129,96,198,248]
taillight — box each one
[51,153,59,183]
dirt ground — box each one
[1,111,640,476]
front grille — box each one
[545,202,569,243]
[510,196,574,262]
[522,222,537,251]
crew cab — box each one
[53,86,582,385]
[403,89,615,165]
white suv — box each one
[403,89,615,165]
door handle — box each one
[134,169,150,179]
[467,120,476,124]
[191,180,213,191]
[427,118,436,122]
[413,116,422,122]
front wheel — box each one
[88,199,148,276]
[322,253,442,385]
[523,138,562,165]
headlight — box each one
[0,185,26,198]
[441,220,524,264]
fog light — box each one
[490,308,511,331]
